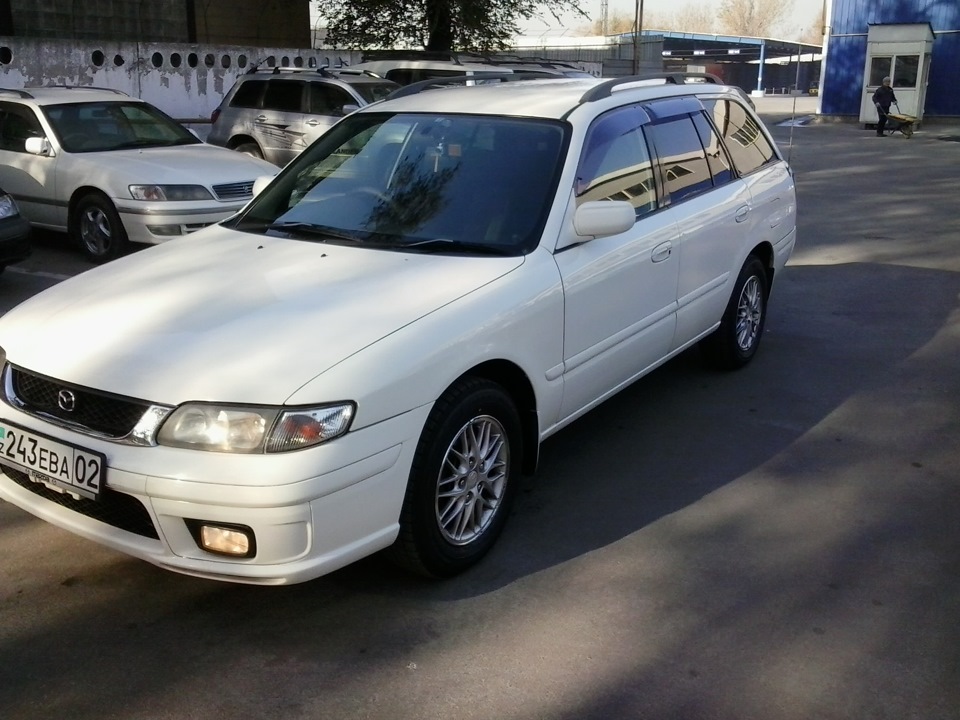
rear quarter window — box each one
[703,98,777,175]
[230,80,266,109]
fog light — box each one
[186,520,256,557]
[146,224,186,237]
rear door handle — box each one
[305,119,322,127]
[735,206,750,223]
[255,115,268,123]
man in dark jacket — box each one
[873,76,897,136]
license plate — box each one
[0,419,106,500]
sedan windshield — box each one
[43,101,201,153]
[229,112,567,255]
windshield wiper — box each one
[401,238,515,256]
[263,221,366,243]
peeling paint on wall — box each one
[0,37,361,122]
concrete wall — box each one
[4,0,310,47]
[0,37,361,124]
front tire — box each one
[700,255,769,370]
[389,377,523,578]
[72,192,128,264]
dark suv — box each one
[207,67,398,166]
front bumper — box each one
[114,198,250,245]
[0,402,429,585]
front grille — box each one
[1,464,159,539]
[212,180,254,201]
[9,367,151,439]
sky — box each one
[519,0,827,41]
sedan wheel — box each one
[389,377,522,578]
[73,193,128,263]
[700,255,769,370]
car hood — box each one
[0,227,523,405]
[81,143,276,187]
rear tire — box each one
[234,141,264,160]
[72,192,128,264]
[388,377,522,578]
[700,255,769,370]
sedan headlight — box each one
[0,193,20,219]
[156,402,355,453]
[129,184,214,201]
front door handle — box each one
[652,242,672,263]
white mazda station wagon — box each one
[0,74,796,584]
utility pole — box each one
[600,0,608,35]
[632,0,645,74]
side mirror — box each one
[339,103,359,117]
[252,175,274,197]
[25,137,52,156]
[573,200,636,238]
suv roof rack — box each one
[359,49,583,71]
[580,72,724,102]
[244,63,335,78]
[386,73,531,100]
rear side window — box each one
[262,80,305,113]
[704,98,776,175]
[691,112,733,186]
[230,80,266,109]
[576,106,657,218]
[646,116,712,204]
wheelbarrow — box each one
[882,102,916,138]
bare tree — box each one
[659,3,717,34]
[718,0,794,37]
[584,10,635,35]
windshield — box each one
[43,101,201,153]
[228,112,567,255]
[352,82,400,103]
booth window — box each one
[893,56,920,88]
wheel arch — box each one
[748,241,775,290]
[228,135,259,150]
[67,186,111,229]
[452,359,540,476]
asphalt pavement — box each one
[0,99,958,720]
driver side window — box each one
[0,105,43,153]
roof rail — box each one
[14,84,130,98]
[580,72,723,103]
[0,88,35,99]
[385,73,531,100]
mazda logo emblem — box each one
[57,389,76,412]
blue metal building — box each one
[822,0,960,117]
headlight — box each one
[156,402,355,453]
[0,193,20,219]
[129,184,214,201]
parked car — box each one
[337,54,518,87]
[207,66,399,167]
[341,50,594,82]
[0,73,796,585]
[0,86,276,263]
[0,186,31,273]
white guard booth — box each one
[859,23,935,127]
